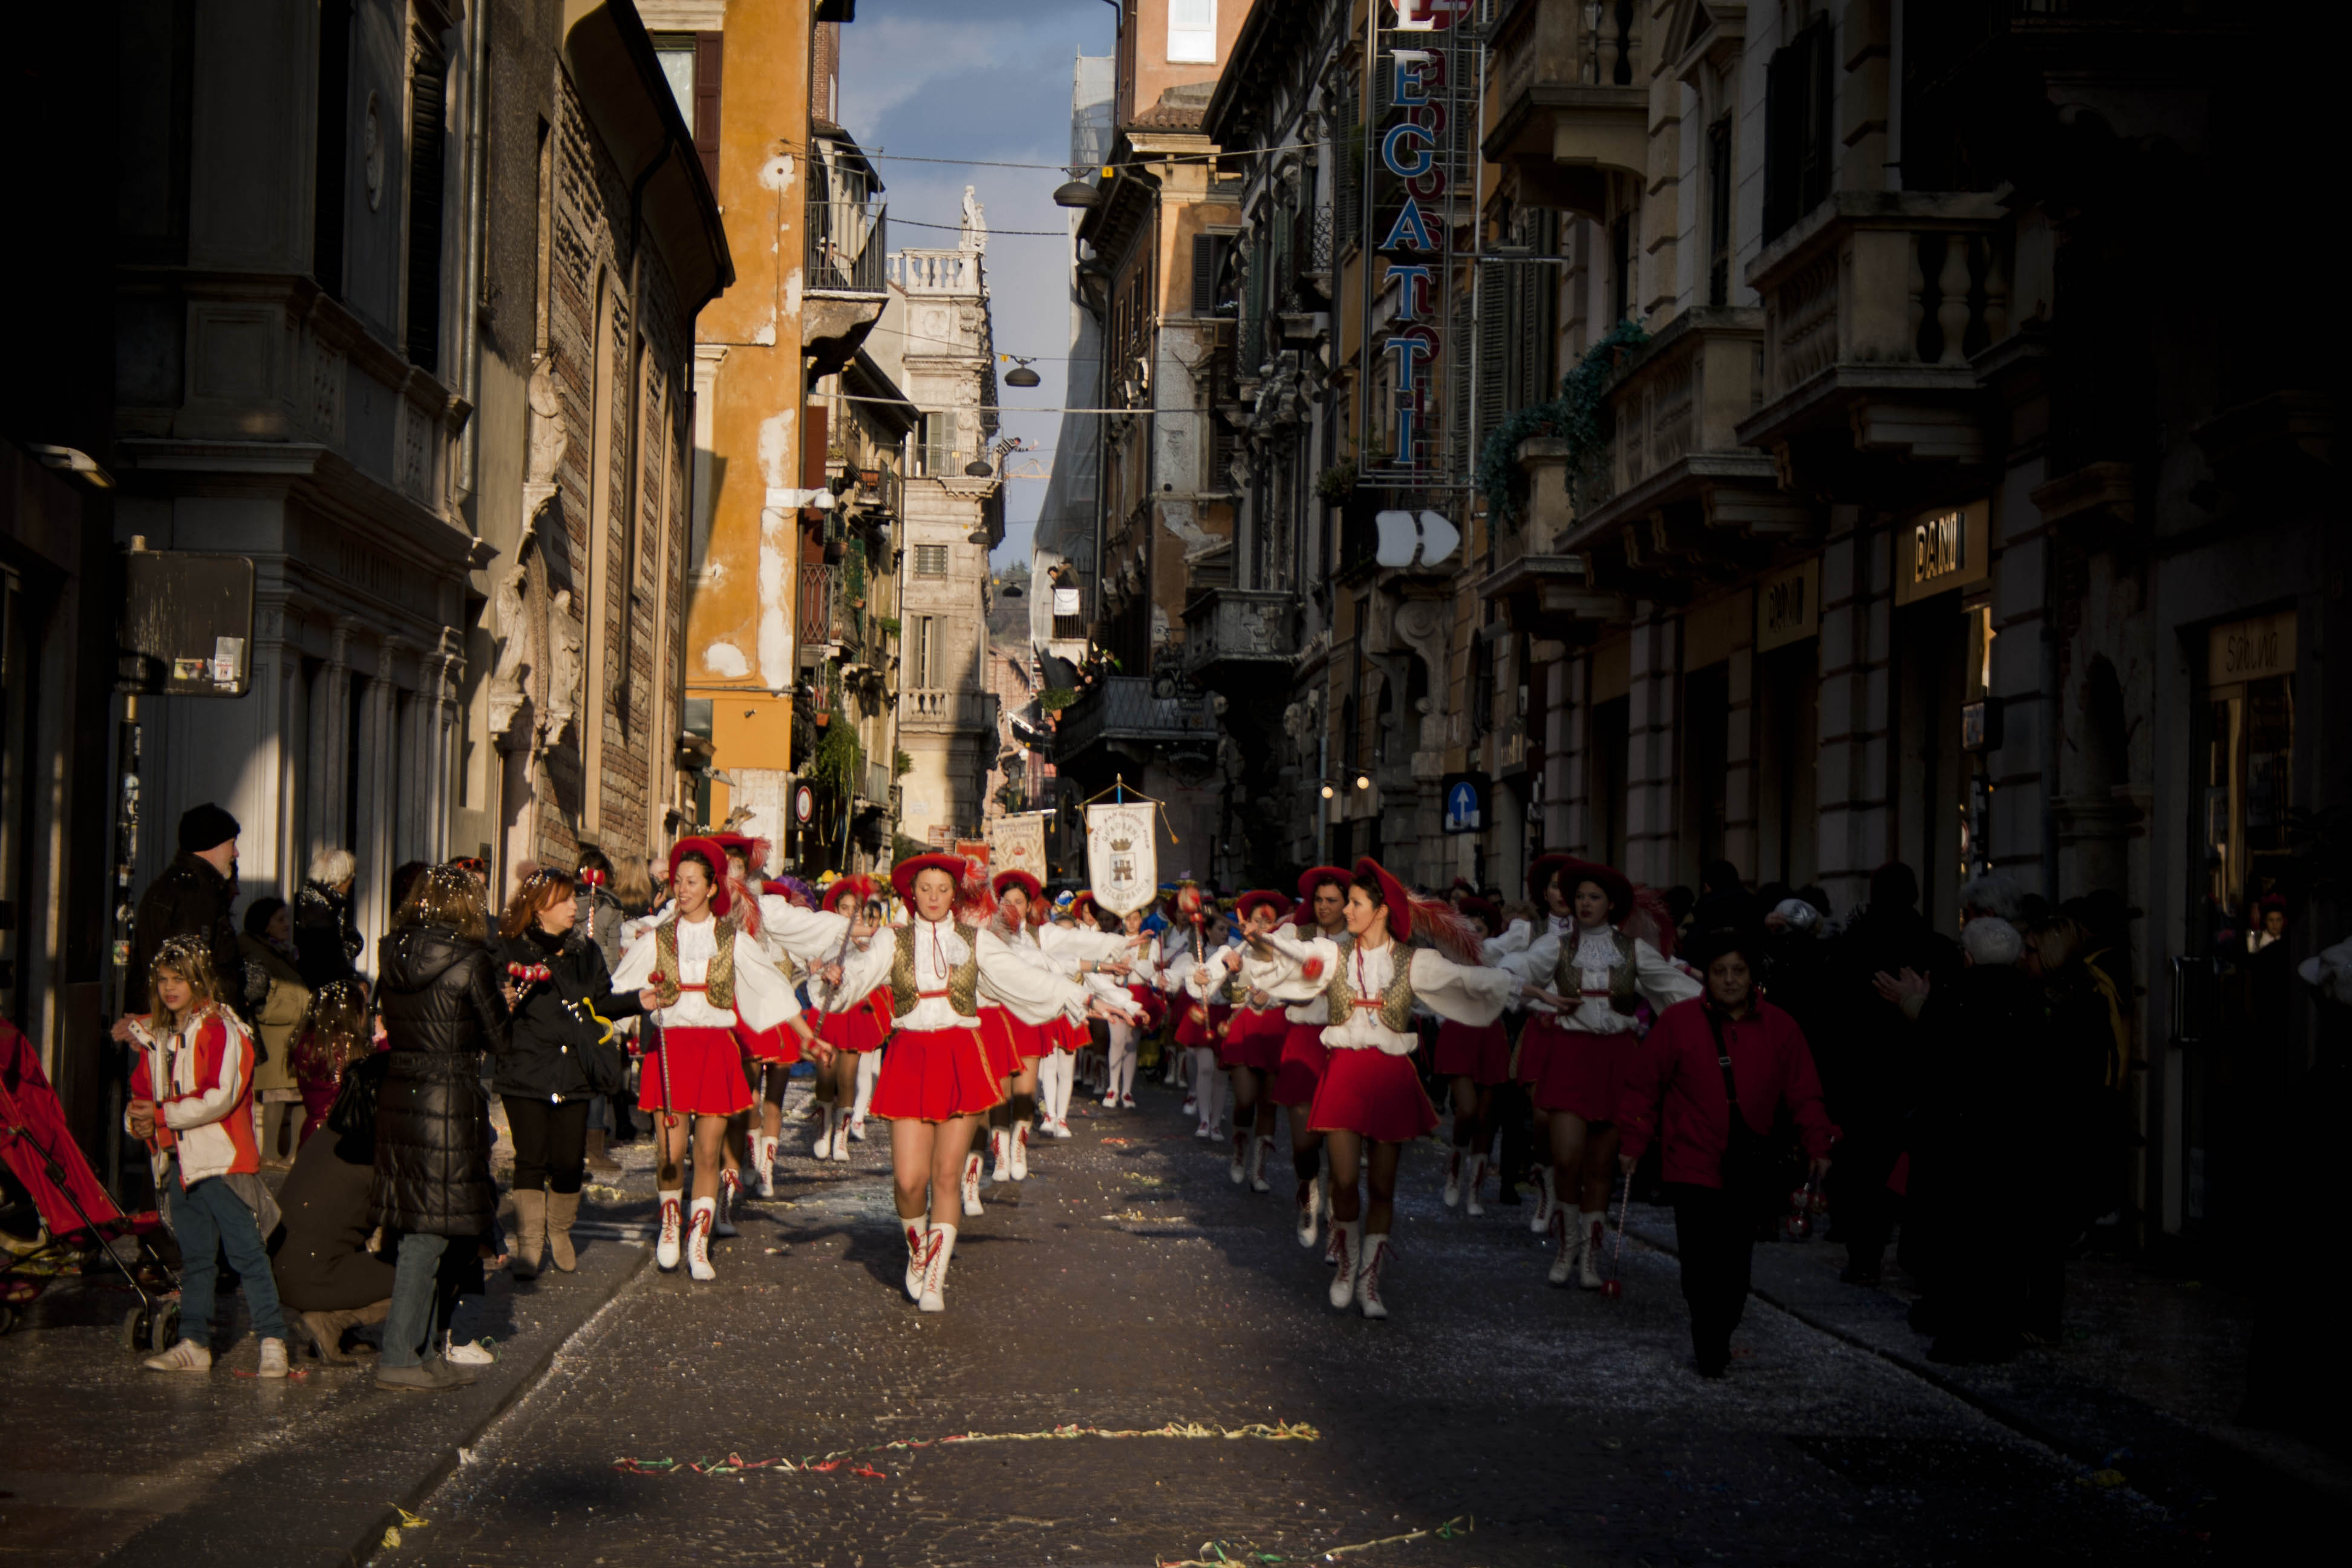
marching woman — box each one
[1034,891,1136,1138]
[1616,927,1834,1376]
[1267,859,1521,1318]
[1187,890,1293,1192]
[1434,897,1516,1217]
[804,875,893,1162]
[1509,858,1579,1236]
[1062,892,1112,1100]
[1161,884,1218,1122]
[1102,904,1163,1108]
[871,855,1100,1310]
[1508,855,1699,1287]
[1269,867,1353,1246]
[609,840,818,1281]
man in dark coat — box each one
[115,802,246,1026]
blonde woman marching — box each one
[609,839,819,1281]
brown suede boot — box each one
[299,1308,361,1364]
[546,1189,581,1272]
[510,1187,546,1279]
[584,1127,620,1173]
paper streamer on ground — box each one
[612,1419,1318,1479]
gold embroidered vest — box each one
[653,914,737,1011]
[1554,927,1639,1014]
[1326,944,1417,1031]
[890,921,981,1016]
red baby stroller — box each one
[0,1016,180,1348]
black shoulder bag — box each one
[1704,1004,1795,1221]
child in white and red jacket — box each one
[126,935,290,1376]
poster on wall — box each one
[989,813,1048,886]
[1086,802,1160,915]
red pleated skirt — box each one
[1532,1026,1639,1122]
[977,1005,1034,1079]
[1434,1019,1511,1085]
[817,986,892,1054]
[1174,998,1215,1050]
[1129,985,1168,1031]
[741,1018,803,1065]
[1270,1020,1330,1106]
[1308,1047,1438,1143]
[1218,1005,1286,1071]
[872,1025,1004,1123]
[1046,1015,1087,1054]
[639,1027,753,1116]
[1516,1012,1573,1086]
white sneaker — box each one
[989,1126,1011,1183]
[1547,1207,1580,1287]
[712,1174,740,1238]
[903,1220,929,1302]
[1010,1123,1030,1182]
[1465,1154,1488,1218]
[1181,1094,1197,1119]
[1327,1221,1362,1310]
[1195,1120,1216,1141]
[1249,1135,1273,1194]
[687,1198,717,1281]
[443,1331,496,1366]
[1295,1178,1322,1249]
[917,1223,956,1312]
[847,1116,867,1142]
[1047,1118,1073,1140]
[1528,1165,1555,1235]
[1102,1091,1120,1109]
[258,1336,290,1378]
[655,1191,684,1271]
[961,1152,985,1217]
[754,1134,777,1197]
[1120,1093,1136,1109]
[1578,1215,1607,1290]
[1442,1148,1463,1209]
[1357,1233,1392,1320]
[143,1337,212,1373]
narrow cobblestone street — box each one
[382,1086,2215,1568]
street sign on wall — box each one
[119,550,255,697]
[1441,771,1488,835]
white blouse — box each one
[892,917,979,1032]
[1504,923,1697,1034]
[1309,938,1520,1057]
[611,913,799,1034]
[755,898,855,969]
[806,928,894,1013]
[973,924,1093,1026]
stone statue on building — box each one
[545,587,583,745]
[959,185,987,253]
[486,563,532,743]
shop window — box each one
[913,544,949,578]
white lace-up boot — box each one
[1356,1233,1393,1319]
[1442,1147,1463,1209]
[1464,1154,1488,1218]
[1528,1164,1556,1235]
[686,1197,718,1281]
[1327,1220,1363,1309]
[1228,1129,1248,1184]
[712,1171,740,1238]
[829,1109,852,1161]
[961,1151,985,1217]
[902,1218,929,1301]
[917,1223,957,1312]
[754,1132,779,1196]
[1578,1213,1607,1289]
[990,1126,1012,1183]
[655,1189,684,1270]
[1546,1205,1581,1287]
[1249,1135,1273,1194]
[1295,1176,1322,1249]
[1010,1121,1030,1181]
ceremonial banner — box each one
[989,812,1047,884]
[1086,802,1158,915]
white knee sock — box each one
[852,1050,879,1119]
[1049,1054,1074,1122]
[1194,1049,1224,1126]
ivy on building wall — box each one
[1475,318,1651,528]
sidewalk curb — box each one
[344,1241,652,1567]
[1620,1214,2352,1515]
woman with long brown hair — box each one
[491,867,642,1278]
[609,840,817,1281]
[1269,867,1352,1247]
[1264,860,1522,1318]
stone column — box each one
[1815,511,1893,913]
[1723,642,1758,881]
[1557,647,1587,854]
[1624,607,1680,889]
[309,618,356,858]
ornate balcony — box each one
[1180,587,1296,688]
[1053,676,1217,769]
[1737,192,2012,494]
[900,687,991,732]
[1480,492,1626,644]
[1481,0,1647,218]
[804,197,889,376]
[1570,308,1816,587]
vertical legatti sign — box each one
[1364,1,1474,478]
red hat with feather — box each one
[1351,857,1483,962]
[892,853,988,915]
[1527,852,1634,923]
[822,874,878,915]
[1232,889,1289,925]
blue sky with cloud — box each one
[838,0,1117,569]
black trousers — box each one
[1669,1182,1756,1374]
[502,1096,590,1195]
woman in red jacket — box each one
[1617,928,1836,1379]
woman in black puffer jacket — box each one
[370,864,511,1393]
[491,867,641,1279]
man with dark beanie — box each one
[115,802,247,1022]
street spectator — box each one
[291,980,371,1145]
[2025,915,2129,1322]
[370,864,512,1393]
[1959,871,2025,926]
[240,897,312,1167]
[573,847,633,1170]
[1756,895,1832,1045]
[1814,862,1958,1286]
[492,868,641,1279]
[125,936,290,1377]
[1886,915,2057,1363]
[293,847,363,987]
[1688,860,1756,939]
[116,802,244,1025]
[270,1051,396,1363]
[1618,928,1835,1379]
[388,859,433,915]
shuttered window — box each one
[919,411,959,475]
[1189,232,1229,315]
[405,47,449,371]
[1475,258,1508,454]
[914,544,949,578]
[1762,19,1835,243]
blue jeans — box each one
[379,1231,454,1369]
[165,1159,286,1345]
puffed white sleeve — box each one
[976,927,1090,1025]
[1253,933,1335,1002]
[1633,938,1703,1011]
[1183,945,1240,1000]
[727,933,803,1033]
[1498,928,1560,985]
[763,903,854,965]
[610,927,659,992]
[1482,918,1533,963]
[812,936,893,1010]
[1084,970,1142,1018]
[1036,924,1130,964]
[1408,950,1519,1026]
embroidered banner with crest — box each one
[1086,802,1158,915]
